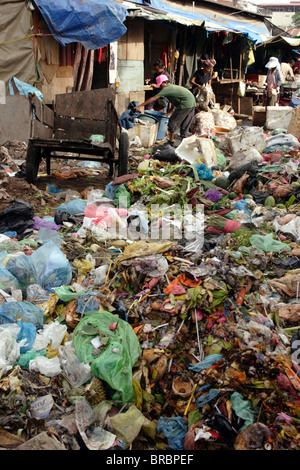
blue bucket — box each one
[145,110,169,140]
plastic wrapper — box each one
[30,394,54,419]
[73,310,141,403]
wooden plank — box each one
[43,104,54,128]
[31,119,53,139]
[55,88,115,119]
[126,18,144,61]
[54,116,106,140]
[31,95,43,122]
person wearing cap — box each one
[265,57,283,107]
[145,59,171,88]
[135,75,196,145]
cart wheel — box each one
[26,142,41,184]
[118,131,129,176]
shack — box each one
[0,0,275,127]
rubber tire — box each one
[26,142,41,184]
[118,131,129,176]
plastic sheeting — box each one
[125,0,271,44]
[0,1,36,87]
[34,0,128,50]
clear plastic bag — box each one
[59,340,91,387]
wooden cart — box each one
[25,87,129,183]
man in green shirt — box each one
[135,74,196,145]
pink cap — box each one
[155,74,169,88]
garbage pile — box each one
[0,124,300,451]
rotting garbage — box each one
[0,123,300,451]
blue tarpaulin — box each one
[125,0,271,44]
[34,0,128,50]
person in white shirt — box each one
[280,60,295,83]
[265,57,283,107]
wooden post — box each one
[178,28,187,86]
[238,52,242,114]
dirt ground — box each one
[0,158,114,217]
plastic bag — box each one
[0,200,34,235]
[33,216,61,231]
[29,355,62,377]
[16,349,47,369]
[77,291,101,315]
[55,199,87,216]
[5,241,72,290]
[0,324,22,374]
[0,301,45,328]
[120,255,169,277]
[17,321,37,354]
[110,405,155,449]
[113,184,132,209]
[73,310,141,403]
[59,340,91,387]
[0,264,22,293]
[38,227,62,247]
[230,392,257,430]
[30,394,54,419]
[250,233,292,253]
[156,416,188,450]
[189,354,223,372]
[32,321,67,351]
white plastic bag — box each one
[0,324,22,374]
[29,355,61,377]
[32,321,67,351]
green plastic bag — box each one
[113,184,132,209]
[249,233,291,253]
[73,311,141,403]
[230,392,257,430]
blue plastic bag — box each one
[189,354,223,372]
[156,416,188,450]
[0,301,45,328]
[5,242,72,290]
[17,321,37,354]
[55,199,87,216]
[77,291,101,315]
[0,264,22,293]
[196,385,219,408]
